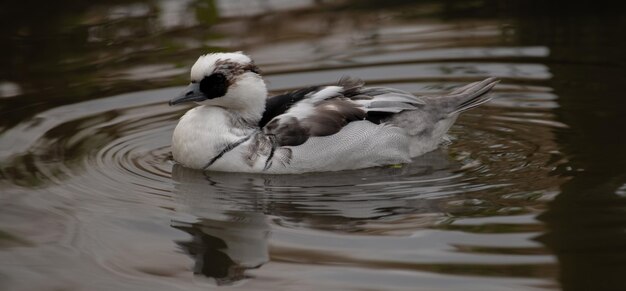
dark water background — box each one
[1,1,626,290]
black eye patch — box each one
[199,73,228,99]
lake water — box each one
[1,1,626,290]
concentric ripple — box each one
[91,106,176,196]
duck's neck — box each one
[225,106,263,130]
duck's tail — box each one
[427,77,499,117]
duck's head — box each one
[169,52,267,120]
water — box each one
[1,1,626,290]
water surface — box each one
[1,1,626,290]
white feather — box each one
[309,86,343,102]
[190,52,252,82]
[172,106,256,170]
[273,85,344,121]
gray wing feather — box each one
[364,101,420,113]
[352,86,425,113]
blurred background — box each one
[1,1,626,290]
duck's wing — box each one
[260,77,425,146]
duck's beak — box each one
[169,83,205,106]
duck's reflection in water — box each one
[169,151,457,284]
[171,165,272,285]
[172,213,269,285]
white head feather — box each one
[189,51,267,123]
[190,51,253,82]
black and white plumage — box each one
[169,52,499,173]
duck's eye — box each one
[199,73,228,99]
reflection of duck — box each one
[172,215,268,285]
[171,151,455,222]
[168,52,498,173]
[171,165,270,285]
[170,152,456,284]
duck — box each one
[168,52,498,174]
